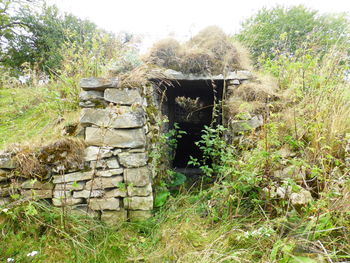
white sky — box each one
[48,0,350,52]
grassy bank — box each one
[0,81,80,149]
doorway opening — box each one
[157,79,224,170]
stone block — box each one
[118,152,148,168]
[230,115,264,133]
[124,195,153,210]
[52,197,83,206]
[0,152,15,169]
[85,176,123,190]
[96,168,123,177]
[290,190,313,205]
[105,188,127,198]
[80,77,118,90]
[54,182,85,191]
[69,204,100,218]
[79,90,104,101]
[101,210,127,225]
[84,146,113,161]
[73,189,104,198]
[21,189,52,199]
[127,184,152,197]
[229,79,240,85]
[80,107,145,129]
[53,171,94,184]
[124,166,151,187]
[89,197,120,210]
[104,88,142,105]
[21,180,54,190]
[90,158,120,169]
[128,210,152,221]
[53,190,72,198]
[85,127,146,148]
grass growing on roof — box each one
[144,26,252,75]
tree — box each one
[236,5,350,62]
[1,1,119,74]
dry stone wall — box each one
[0,77,153,223]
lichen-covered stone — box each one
[230,115,263,133]
[84,146,113,161]
[124,195,153,210]
[85,127,146,148]
[21,180,54,190]
[290,190,313,205]
[53,171,94,184]
[53,190,72,198]
[124,166,151,187]
[127,184,152,197]
[21,189,52,199]
[104,88,142,105]
[0,152,15,169]
[80,107,145,128]
[89,197,120,210]
[52,197,83,206]
[54,182,85,191]
[128,210,152,221]
[85,176,123,190]
[105,188,127,198]
[118,152,148,168]
[101,210,127,225]
[80,77,118,90]
[90,158,120,169]
[79,90,104,101]
[73,189,104,198]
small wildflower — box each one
[2,208,9,213]
[7,258,14,262]
[27,251,39,257]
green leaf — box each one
[289,256,318,263]
[154,190,170,208]
[169,172,186,187]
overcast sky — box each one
[47,0,350,51]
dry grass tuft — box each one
[13,137,85,179]
[180,47,214,74]
[144,26,252,75]
[226,74,279,117]
[146,38,182,71]
[234,75,279,102]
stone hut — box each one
[0,69,258,224]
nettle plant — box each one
[188,125,265,220]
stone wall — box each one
[0,77,153,224]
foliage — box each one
[1,1,120,74]
[236,5,350,62]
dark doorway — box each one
[157,79,224,169]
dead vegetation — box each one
[225,74,280,118]
[13,137,85,179]
[144,26,252,75]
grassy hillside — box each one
[0,7,350,263]
[0,84,80,149]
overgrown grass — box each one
[0,84,80,149]
[1,192,349,263]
